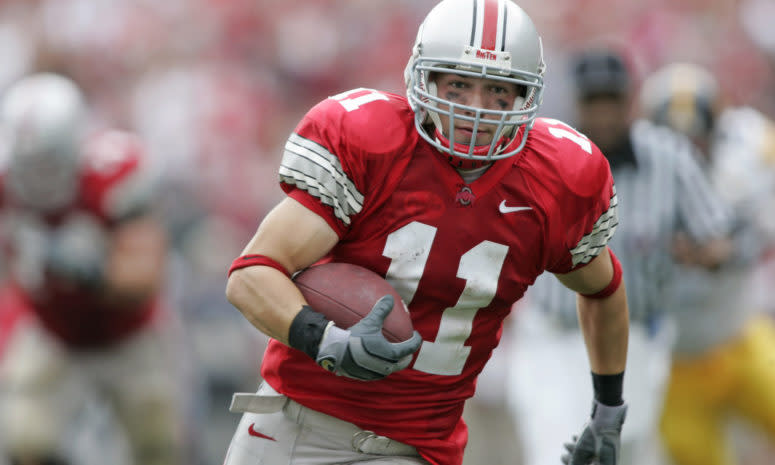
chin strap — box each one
[432,128,508,169]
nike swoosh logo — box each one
[499,200,532,214]
[248,423,276,441]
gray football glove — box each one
[315,295,422,381]
[562,400,627,465]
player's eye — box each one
[489,85,510,95]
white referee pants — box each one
[224,382,429,465]
[506,306,675,465]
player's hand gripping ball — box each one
[294,263,421,380]
[293,262,415,342]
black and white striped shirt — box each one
[525,119,731,325]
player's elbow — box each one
[225,270,251,312]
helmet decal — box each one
[471,0,503,51]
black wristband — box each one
[287,306,331,360]
[591,371,625,406]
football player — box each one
[224,1,629,465]
[641,63,775,465]
[0,73,187,465]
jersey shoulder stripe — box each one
[569,186,619,266]
[278,90,416,229]
[279,133,364,226]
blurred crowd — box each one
[0,1,774,464]
[2,0,774,240]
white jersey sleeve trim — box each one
[279,133,364,225]
[569,187,619,267]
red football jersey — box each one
[0,284,27,357]
[261,89,617,465]
[0,130,160,348]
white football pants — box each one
[224,382,430,465]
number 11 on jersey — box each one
[383,221,508,376]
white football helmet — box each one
[405,0,545,168]
[1,73,86,211]
[639,63,720,140]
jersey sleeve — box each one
[277,89,411,237]
[278,109,366,237]
[79,130,157,224]
[543,139,618,274]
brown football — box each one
[293,262,414,342]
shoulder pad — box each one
[80,130,156,221]
[300,88,417,158]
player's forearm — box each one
[226,265,307,344]
[577,282,629,374]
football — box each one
[293,262,414,342]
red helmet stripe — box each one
[480,0,500,50]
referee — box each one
[506,48,732,465]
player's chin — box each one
[475,135,496,146]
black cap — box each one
[571,49,631,99]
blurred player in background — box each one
[507,47,734,465]
[0,73,189,465]
[640,62,775,465]
[224,1,630,464]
